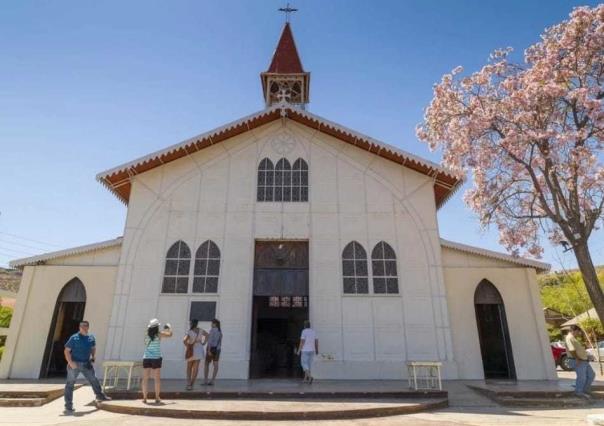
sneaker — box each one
[63,407,75,415]
[576,392,592,399]
[96,394,112,402]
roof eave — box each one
[9,237,124,269]
[440,238,551,272]
[97,105,461,207]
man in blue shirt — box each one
[63,320,110,414]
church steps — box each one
[97,397,448,420]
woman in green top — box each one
[142,318,173,404]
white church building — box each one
[1,23,556,381]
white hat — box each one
[147,318,160,328]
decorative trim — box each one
[96,105,463,207]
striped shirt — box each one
[143,335,162,359]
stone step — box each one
[107,389,447,400]
[496,396,591,407]
[97,397,449,420]
[0,397,47,407]
[0,391,50,398]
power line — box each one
[0,251,24,260]
[0,245,36,256]
[0,231,61,248]
[0,238,50,252]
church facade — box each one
[1,24,556,381]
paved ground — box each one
[2,370,604,426]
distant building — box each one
[543,307,568,329]
[561,308,600,330]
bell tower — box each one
[260,22,310,109]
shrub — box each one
[0,305,13,328]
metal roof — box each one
[9,237,123,269]
[440,238,551,272]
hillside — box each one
[539,265,604,319]
[0,267,21,293]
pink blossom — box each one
[417,5,604,258]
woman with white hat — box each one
[142,318,173,404]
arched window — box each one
[342,241,368,294]
[371,241,399,294]
[275,158,292,202]
[162,240,191,293]
[257,158,274,202]
[292,158,308,202]
[257,157,308,202]
[193,240,221,293]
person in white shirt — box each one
[297,320,318,383]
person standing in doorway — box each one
[184,319,208,390]
[63,320,111,414]
[565,325,595,398]
[204,319,222,385]
[142,318,173,404]
[297,320,318,384]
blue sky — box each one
[0,0,602,269]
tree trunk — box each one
[574,242,604,326]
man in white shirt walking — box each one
[297,320,318,383]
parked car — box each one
[586,341,604,361]
[551,343,573,371]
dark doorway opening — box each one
[474,279,516,380]
[250,296,308,378]
[250,241,309,379]
[40,278,86,378]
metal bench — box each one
[102,360,144,391]
[406,361,442,391]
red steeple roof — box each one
[267,23,304,73]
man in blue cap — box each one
[63,320,111,414]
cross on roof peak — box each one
[278,3,298,23]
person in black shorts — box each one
[142,318,172,403]
[204,319,222,385]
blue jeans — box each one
[300,351,314,372]
[64,362,104,409]
[571,359,595,395]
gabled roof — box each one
[267,23,304,73]
[440,238,551,272]
[561,307,598,328]
[96,104,462,207]
[9,237,123,269]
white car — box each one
[585,341,604,361]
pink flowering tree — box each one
[417,6,604,321]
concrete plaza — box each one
[2,371,604,425]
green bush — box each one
[0,345,4,361]
[0,305,13,328]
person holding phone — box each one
[63,320,111,414]
[142,318,173,403]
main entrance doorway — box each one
[250,241,309,379]
[40,278,86,378]
[474,279,516,380]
